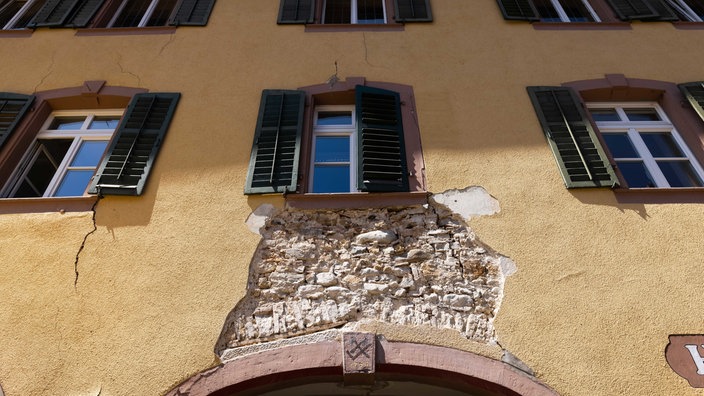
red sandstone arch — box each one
[167,340,560,395]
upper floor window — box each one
[527,77,704,192]
[0,0,45,30]
[588,102,704,188]
[278,0,431,25]
[666,0,704,21]
[108,0,179,28]
[2,110,122,197]
[244,78,425,205]
[532,0,599,22]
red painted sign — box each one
[666,335,704,387]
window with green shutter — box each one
[278,0,431,25]
[245,80,424,197]
[0,93,34,150]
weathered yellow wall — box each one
[1,1,704,395]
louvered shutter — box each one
[0,93,34,150]
[679,82,704,122]
[278,0,315,24]
[394,0,432,22]
[28,0,79,27]
[355,85,409,192]
[89,93,180,196]
[169,0,216,26]
[605,0,659,20]
[496,0,540,21]
[646,0,679,20]
[63,0,105,27]
[245,90,304,194]
[527,86,618,188]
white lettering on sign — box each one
[685,345,704,375]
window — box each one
[278,0,432,24]
[0,84,180,201]
[589,103,704,188]
[665,0,704,21]
[527,77,704,190]
[311,106,356,192]
[0,0,45,29]
[244,79,424,200]
[14,0,215,29]
[532,0,599,21]
[2,110,122,197]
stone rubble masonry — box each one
[216,191,512,356]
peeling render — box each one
[217,188,512,356]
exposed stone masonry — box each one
[216,197,510,354]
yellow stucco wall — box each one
[1,1,704,395]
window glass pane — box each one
[324,0,351,23]
[146,0,178,26]
[590,109,620,121]
[89,117,121,130]
[603,133,639,158]
[9,0,45,29]
[71,141,108,167]
[559,0,594,22]
[317,111,352,126]
[49,116,85,130]
[640,132,684,158]
[624,108,660,121]
[54,170,94,197]
[313,165,350,193]
[533,0,561,21]
[112,0,151,27]
[357,0,384,23]
[314,136,350,162]
[682,0,704,20]
[0,0,26,28]
[617,161,656,188]
[15,139,72,197]
[658,161,703,187]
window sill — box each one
[0,29,33,37]
[532,22,631,30]
[75,26,176,36]
[285,191,428,209]
[671,21,704,30]
[0,196,98,215]
[304,23,404,32]
[613,187,704,204]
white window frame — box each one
[2,109,123,198]
[322,0,387,24]
[541,0,601,22]
[588,102,704,188]
[309,105,357,193]
[108,0,170,28]
[0,0,42,30]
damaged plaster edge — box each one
[219,328,341,362]
[246,203,278,235]
[430,186,500,222]
[501,350,536,376]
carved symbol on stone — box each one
[346,336,372,360]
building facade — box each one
[1,0,704,395]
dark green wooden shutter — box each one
[278,0,315,24]
[679,82,704,122]
[28,0,79,27]
[496,0,540,21]
[169,0,216,26]
[355,85,409,192]
[64,0,105,27]
[89,93,180,196]
[245,90,304,194]
[605,0,659,20]
[527,86,618,188]
[394,0,432,22]
[647,0,679,21]
[0,93,34,150]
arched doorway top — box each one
[167,334,559,396]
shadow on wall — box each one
[94,176,160,229]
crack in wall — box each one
[33,52,56,93]
[159,33,177,55]
[73,197,101,289]
[116,55,142,87]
